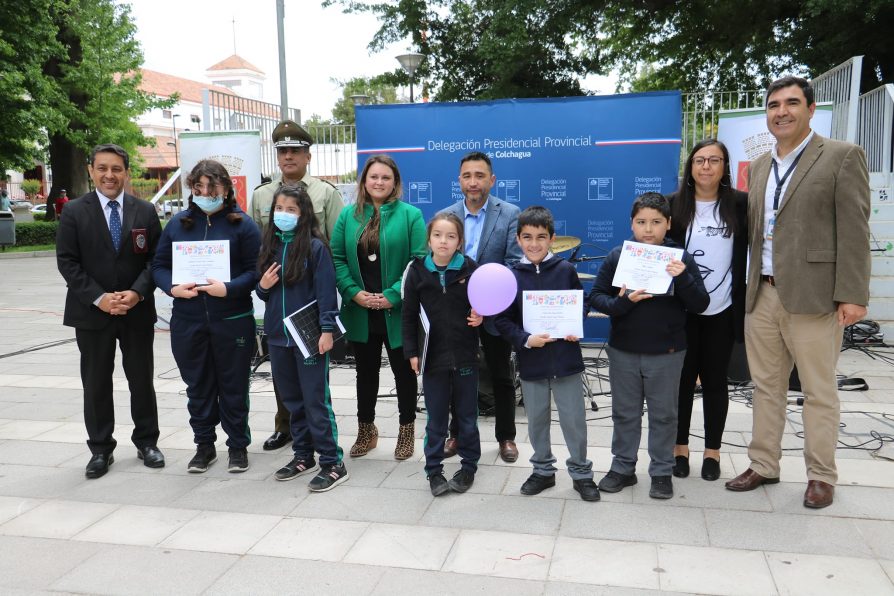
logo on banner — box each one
[496,179,520,202]
[409,181,432,204]
[588,178,613,201]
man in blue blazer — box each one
[56,144,164,478]
[439,152,523,462]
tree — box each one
[331,75,399,124]
[327,0,894,98]
[0,0,171,216]
[0,0,65,174]
[43,0,171,211]
[324,0,597,101]
[591,0,894,93]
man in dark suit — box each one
[725,77,871,508]
[56,144,165,478]
[440,152,523,462]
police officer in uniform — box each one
[252,120,345,451]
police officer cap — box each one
[272,120,314,149]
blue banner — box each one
[356,92,682,339]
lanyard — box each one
[771,146,807,211]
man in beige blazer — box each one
[725,76,870,508]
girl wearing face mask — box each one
[152,159,261,474]
[255,184,348,492]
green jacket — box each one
[331,200,427,346]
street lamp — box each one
[350,94,369,106]
[171,113,181,171]
[396,53,424,103]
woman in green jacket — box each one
[331,155,427,460]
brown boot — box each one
[394,422,415,460]
[349,422,378,457]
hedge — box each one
[14,221,59,246]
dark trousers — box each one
[423,366,481,477]
[273,381,291,435]
[676,307,734,449]
[352,333,418,424]
[450,328,516,441]
[269,346,343,465]
[76,319,159,455]
[171,315,254,449]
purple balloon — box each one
[468,263,518,316]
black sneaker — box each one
[428,472,450,496]
[447,469,474,493]
[573,478,601,502]
[598,470,638,493]
[520,473,556,496]
[309,463,349,492]
[274,455,318,481]
[650,475,674,499]
[187,444,217,473]
[228,448,249,473]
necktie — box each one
[109,200,121,251]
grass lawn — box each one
[0,244,55,253]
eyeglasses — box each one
[693,156,724,167]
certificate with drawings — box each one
[172,240,231,286]
[522,290,584,338]
[611,240,683,295]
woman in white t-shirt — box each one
[667,139,747,481]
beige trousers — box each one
[744,280,843,484]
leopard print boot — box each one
[394,422,415,460]
[350,422,378,457]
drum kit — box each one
[551,236,602,281]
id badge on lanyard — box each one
[767,147,806,243]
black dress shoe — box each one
[520,473,556,496]
[701,457,720,481]
[672,455,690,478]
[263,431,291,451]
[137,446,165,468]
[85,453,114,479]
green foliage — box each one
[331,75,399,124]
[0,0,174,190]
[21,180,42,196]
[0,0,65,172]
[328,0,894,98]
[325,0,594,101]
[15,221,59,245]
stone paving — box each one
[1,253,893,595]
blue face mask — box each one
[192,195,224,214]
[274,212,299,232]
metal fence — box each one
[812,56,863,143]
[204,90,358,183]
[680,90,764,162]
[204,90,301,177]
[858,84,894,173]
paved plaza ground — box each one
[0,253,893,595]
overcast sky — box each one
[125,0,408,119]
[124,0,615,120]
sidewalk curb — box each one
[0,250,55,259]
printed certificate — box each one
[522,290,584,338]
[611,240,683,294]
[172,240,231,285]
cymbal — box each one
[577,272,596,281]
[551,236,581,254]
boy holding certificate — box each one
[494,206,600,502]
[589,193,708,499]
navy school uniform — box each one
[256,234,343,466]
[402,252,481,477]
[152,205,260,449]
